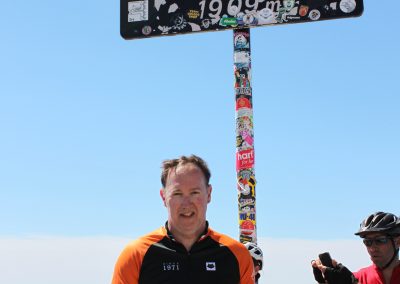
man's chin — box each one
[371,257,385,268]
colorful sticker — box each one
[236,149,255,170]
[234,32,250,49]
[234,67,251,88]
[236,97,252,109]
[236,107,253,118]
[240,220,256,236]
[299,5,309,17]
[237,171,256,195]
[220,16,238,27]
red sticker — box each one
[240,220,255,235]
[236,97,251,110]
[236,149,255,170]
[299,5,309,17]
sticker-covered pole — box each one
[233,28,257,244]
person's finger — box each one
[317,263,327,273]
[311,260,317,267]
[332,259,338,267]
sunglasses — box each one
[362,237,390,247]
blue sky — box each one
[0,0,399,283]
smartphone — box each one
[319,252,334,268]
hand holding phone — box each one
[319,252,334,268]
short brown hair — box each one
[161,155,211,187]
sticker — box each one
[220,16,238,27]
[236,149,255,170]
[234,33,250,49]
[257,8,275,25]
[240,205,255,213]
[276,0,297,23]
[187,10,200,19]
[299,5,309,17]
[237,173,256,195]
[340,0,356,13]
[240,234,254,243]
[309,9,321,21]
[142,26,152,35]
[235,87,251,96]
[201,19,211,29]
[236,108,252,118]
[128,1,148,22]
[240,220,255,235]
[239,197,255,207]
[237,116,253,131]
[234,67,251,88]
[236,97,252,110]
[239,212,256,221]
[234,51,251,65]
[242,12,257,25]
[236,12,258,26]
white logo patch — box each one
[206,262,216,271]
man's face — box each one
[363,233,399,268]
[160,163,212,241]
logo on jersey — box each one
[206,262,216,271]
[162,262,180,271]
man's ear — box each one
[395,236,400,248]
[207,185,212,203]
[160,188,167,207]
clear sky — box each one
[0,1,398,283]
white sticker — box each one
[340,0,356,13]
[142,26,152,35]
[128,1,148,22]
[309,9,321,21]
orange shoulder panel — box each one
[111,227,166,284]
[208,229,255,284]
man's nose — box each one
[181,195,192,205]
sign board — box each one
[121,0,363,40]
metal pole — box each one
[233,27,257,244]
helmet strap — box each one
[381,238,399,270]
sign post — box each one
[233,27,257,244]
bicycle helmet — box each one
[355,211,400,237]
[245,242,263,270]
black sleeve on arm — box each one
[312,265,326,283]
[323,263,358,284]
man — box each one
[311,211,400,284]
[245,242,264,284]
[112,155,254,284]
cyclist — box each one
[312,211,400,284]
[245,242,263,283]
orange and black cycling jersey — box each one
[112,223,254,284]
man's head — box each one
[161,155,211,188]
[160,155,212,244]
[355,212,400,269]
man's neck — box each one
[381,258,399,284]
[166,222,209,252]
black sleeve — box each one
[323,263,358,284]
